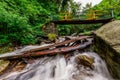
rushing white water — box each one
[0,46,112,80]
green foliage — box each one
[93,0,120,20]
[0,9,36,45]
[58,25,71,35]
[0,0,61,46]
[0,0,101,46]
[58,23,101,36]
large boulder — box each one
[94,20,120,79]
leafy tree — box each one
[92,0,120,19]
[0,0,56,46]
[0,0,78,46]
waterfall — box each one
[0,45,112,80]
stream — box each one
[0,45,112,80]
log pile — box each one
[0,36,93,60]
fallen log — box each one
[0,40,92,60]
[25,36,91,52]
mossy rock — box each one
[47,33,57,41]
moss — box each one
[47,33,57,41]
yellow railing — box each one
[86,10,103,20]
[60,12,72,20]
[59,10,107,20]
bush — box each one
[0,10,36,45]
[58,25,71,36]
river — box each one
[0,45,112,80]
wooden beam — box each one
[52,18,113,24]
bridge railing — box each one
[51,9,114,21]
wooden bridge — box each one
[52,18,113,24]
[51,10,114,24]
[43,10,114,35]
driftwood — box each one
[0,36,92,60]
[0,41,92,60]
[23,36,91,52]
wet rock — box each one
[0,60,10,74]
[75,55,94,69]
[94,20,120,79]
[12,61,26,72]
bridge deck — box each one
[52,18,113,24]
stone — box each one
[0,60,10,74]
[75,55,94,69]
[94,20,120,79]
